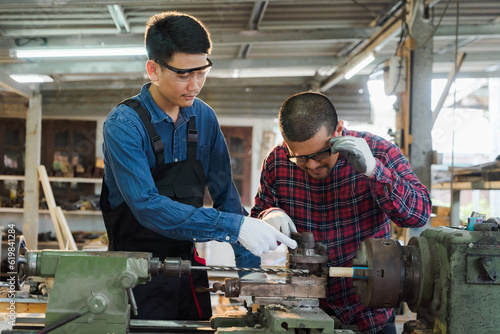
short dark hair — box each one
[279,91,338,142]
[145,11,212,62]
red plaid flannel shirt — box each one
[251,129,431,334]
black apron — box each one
[100,98,212,320]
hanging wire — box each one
[449,0,460,223]
[411,0,452,51]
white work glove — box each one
[261,210,297,237]
[237,217,298,257]
[330,136,376,177]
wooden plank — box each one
[0,301,47,313]
[55,207,78,250]
[432,181,500,190]
[432,52,466,127]
[37,165,65,250]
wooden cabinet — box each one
[221,126,252,206]
[0,118,98,207]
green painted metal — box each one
[211,306,354,333]
[30,250,152,334]
[412,227,500,333]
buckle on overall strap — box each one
[151,135,164,154]
[187,129,198,143]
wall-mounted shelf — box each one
[0,207,101,215]
[432,180,500,226]
[0,175,102,184]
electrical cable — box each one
[350,0,380,19]
[449,0,460,223]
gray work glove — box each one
[261,210,297,237]
[237,217,298,257]
[330,136,376,176]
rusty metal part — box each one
[221,276,327,299]
[288,232,329,276]
[195,281,223,293]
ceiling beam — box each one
[0,56,342,75]
[1,53,498,77]
[0,0,329,5]
[320,8,406,91]
[2,23,498,45]
[0,69,33,99]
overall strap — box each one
[120,98,165,165]
[187,116,198,161]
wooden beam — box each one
[0,69,33,99]
[431,52,466,127]
[320,7,406,91]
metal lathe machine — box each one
[3,222,500,334]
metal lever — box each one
[195,281,224,293]
[126,288,139,316]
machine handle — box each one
[36,306,90,334]
[127,288,139,317]
[329,267,370,278]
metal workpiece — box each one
[288,232,329,276]
[160,257,191,277]
[352,226,500,334]
[219,276,328,299]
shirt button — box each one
[225,236,230,241]
[193,238,196,241]
[175,158,178,162]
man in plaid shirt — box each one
[251,92,431,334]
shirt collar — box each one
[138,83,196,124]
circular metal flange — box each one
[353,238,403,308]
[14,235,28,290]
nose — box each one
[186,75,203,91]
[304,157,322,169]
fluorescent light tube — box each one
[345,53,376,80]
[14,47,147,58]
[10,74,54,83]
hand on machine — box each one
[237,216,297,257]
[261,210,297,237]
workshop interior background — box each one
[0,0,500,325]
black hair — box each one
[279,91,338,142]
[144,11,212,62]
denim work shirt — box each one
[102,83,259,267]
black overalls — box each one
[100,99,212,320]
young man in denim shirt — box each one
[101,11,296,321]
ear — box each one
[146,60,160,82]
[335,120,344,136]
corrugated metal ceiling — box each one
[0,0,499,120]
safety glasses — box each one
[155,58,212,82]
[286,145,332,164]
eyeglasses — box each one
[286,145,332,164]
[155,58,212,82]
